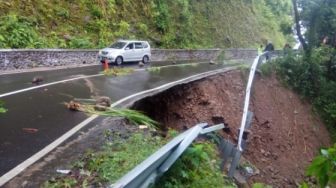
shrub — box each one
[43,131,165,187]
[273,47,336,187]
[68,37,94,49]
[306,144,336,187]
[153,141,234,188]
[275,47,336,140]
[0,14,43,48]
[0,101,6,113]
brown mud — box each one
[132,70,331,187]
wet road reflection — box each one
[0,62,237,176]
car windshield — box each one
[109,42,127,49]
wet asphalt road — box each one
[0,62,235,176]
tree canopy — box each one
[296,0,336,47]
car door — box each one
[123,42,136,61]
[134,42,144,60]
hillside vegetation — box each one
[0,0,293,49]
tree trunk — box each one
[292,0,308,52]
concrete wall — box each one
[0,48,256,71]
[223,48,257,60]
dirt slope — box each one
[133,70,330,187]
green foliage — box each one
[43,177,77,188]
[43,131,165,187]
[259,61,275,77]
[95,108,158,128]
[68,37,94,49]
[275,47,336,140]
[299,182,309,188]
[252,183,272,188]
[102,67,134,76]
[299,0,336,47]
[146,66,162,73]
[0,14,43,48]
[115,20,130,38]
[306,144,336,187]
[153,0,170,32]
[0,101,7,114]
[55,7,70,19]
[264,0,292,35]
[153,141,235,188]
[90,5,103,19]
[0,0,291,49]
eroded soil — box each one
[132,70,331,187]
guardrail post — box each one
[228,149,242,177]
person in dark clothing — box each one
[264,42,274,51]
[263,42,274,60]
[283,43,292,55]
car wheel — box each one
[142,55,149,64]
[115,56,123,65]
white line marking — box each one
[0,74,103,98]
[0,115,98,186]
[0,62,207,98]
[112,68,231,107]
[0,66,235,186]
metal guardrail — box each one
[110,123,224,188]
[236,53,264,151]
[111,50,293,187]
[237,50,299,151]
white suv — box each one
[98,40,151,65]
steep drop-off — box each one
[0,0,292,49]
[132,70,330,187]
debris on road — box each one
[66,101,81,111]
[73,98,96,104]
[0,100,7,113]
[22,128,38,133]
[138,61,145,67]
[209,60,217,65]
[95,96,111,107]
[56,169,71,174]
[94,104,108,111]
[103,67,134,76]
[66,96,112,112]
[31,76,44,84]
[139,125,148,129]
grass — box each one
[43,130,236,188]
[43,131,166,187]
[252,183,272,188]
[146,66,162,73]
[259,61,275,77]
[97,108,158,128]
[153,141,236,188]
[0,108,6,113]
[147,62,201,73]
[102,67,134,77]
[0,101,7,113]
[81,104,158,128]
[0,1,290,49]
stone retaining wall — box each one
[0,48,257,71]
[223,48,258,60]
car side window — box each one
[135,42,143,49]
[142,42,148,48]
[126,43,134,50]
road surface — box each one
[0,62,237,176]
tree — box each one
[292,0,308,52]
[295,0,336,48]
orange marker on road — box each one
[104,59,109,70]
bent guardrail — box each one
[110,123,224,188]
[111,50,295,187]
